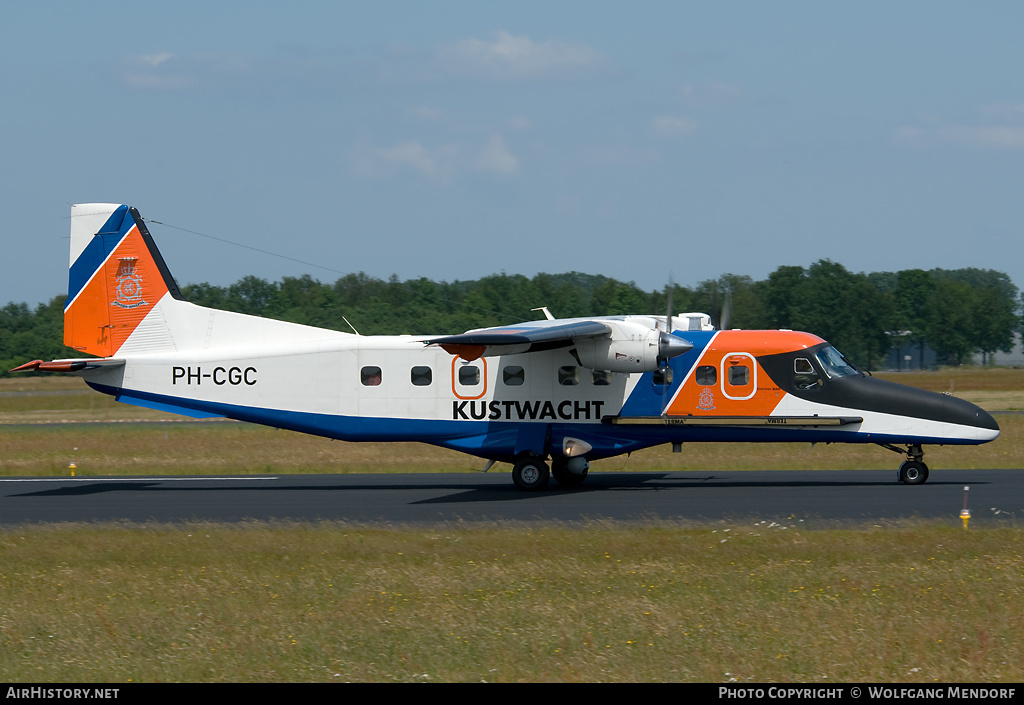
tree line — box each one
[2,261,1020,376]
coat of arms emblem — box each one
[696,386,716,411]
[111,257,148,309]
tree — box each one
[761,265,807,330]
[926,280,978,365]
[893,269,936,369]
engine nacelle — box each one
[574,321,691,372]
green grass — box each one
[1,522,1021,683]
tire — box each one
[512,458,550,491]
[898,460,929,485]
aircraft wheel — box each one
[552,459,587,487]
[898,460,929,485]
[512,458,550,491]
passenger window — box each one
[361,366,382,386]
[411,366,432,386]
[794,358,822,390]
[459,365,480,386]
[591,369,612,386]
[695,365,717,386]
[728,364,749,386]
[558,366,579,386]
[502,366,525,386]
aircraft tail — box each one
[64,204,185,357]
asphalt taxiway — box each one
[2,469,1021,526]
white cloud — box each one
[118,52,250,91]
[896,103,1024,150]
[980,103,1024,119]
[139,52,174,67]
[582,145,659,167]
[507,116,532,131]
[359,135,521,181]
[378,142,441,178]
[438,31,607,80]
[897,122,1024,150]
[114,34,605,95]
[679,82,744,106]
[652,116,698,136]
[410,106,444,121]
[475,135,519,175]
[938,126,1024,149]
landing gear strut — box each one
[880,443,930,485]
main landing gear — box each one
[879,443,930,485]
[512,457,550,491]
[511,455,590,491]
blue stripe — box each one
[618,331,715,416]
[66,205,132,308]
[85,382,989,468]
[114,391,225,419]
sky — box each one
[2,1,1023,312]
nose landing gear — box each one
[880,443,930,485]
[898,459,929,485]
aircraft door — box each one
[721,353,756,401]
[717,352,766,416]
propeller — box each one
[658,275,674,334]
[657,279,674,414]
[656,275,692,390]
[657,275,675,368]
[719,287,732,331]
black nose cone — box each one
[834,376,999,431]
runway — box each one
[2,468,1022,526]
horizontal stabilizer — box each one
[10,358,125,374]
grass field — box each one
[2,370,1023,683]
[1,523,1022,683]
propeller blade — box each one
[720,288,732,331]
[663,273,674,334]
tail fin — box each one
[65,204,184,357]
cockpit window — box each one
[814,346,860,380]
[793,358,822,390]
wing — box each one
[425,320,611,361]
[425,316,694,372]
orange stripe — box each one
[64,225,169,356]
[666,330,824,417]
